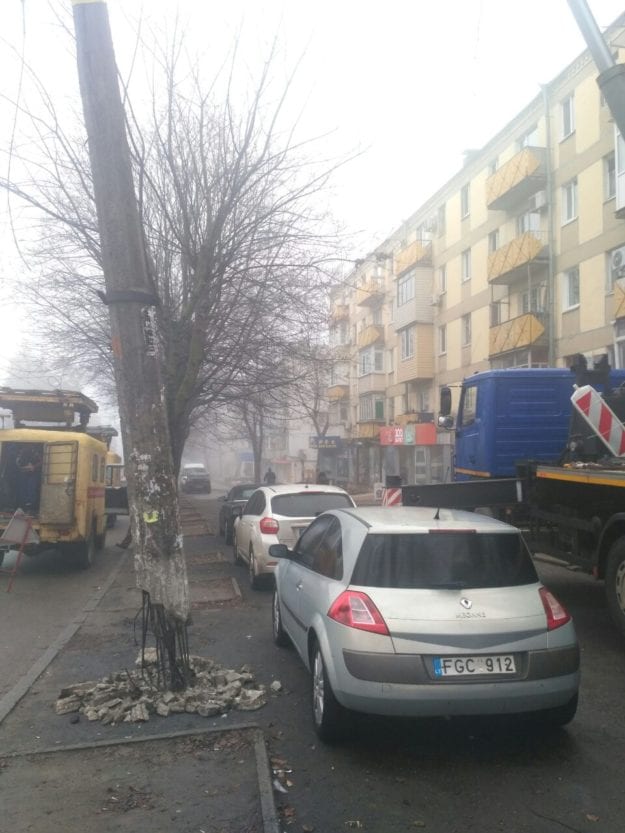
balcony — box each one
[486,147,547,211]
[395,411,435,427]
[356,324,384,349]
[488,231,548,285]
[489,312,548,357]
[327,384,349,401]
[355,422,381,440]
[331,343,352,360]
[394,240,432,276]
[330,304,349,322]
[357,373,386,395]
[356,280,384,307]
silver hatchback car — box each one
[271,506,580,741]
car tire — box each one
[249,548,262,590]
[224,520,233,545]
[272,589,290,647]
[232,535,240,565]
[605,538,625,638]
[534,693,578,728]
[311,640,347,742]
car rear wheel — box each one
[249,548,261,590]
[232,535,240,565]
[272,589,290,647]
[224,519,233,545]
[311,641,347,742]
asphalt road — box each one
[194,492,625,833]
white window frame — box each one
[461,313,472,347]
[563,267,580,311]
[460,184,470,219]
[359,346,384,377]
[397,270,416,306]
[439,264,447,293]
[605,152,616,200]
[399,327,415,361]
[561,94,575,139]
[461,248,471,282]
[518,124,538,149]
[439,324,447,355]
[488,229,499,253]
[561,179,578,225]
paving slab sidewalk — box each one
[0,505,280,833]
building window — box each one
[372,307,383,326]
[439,264,447,293]
[461,313,472,346]
[615,319,625,369]
[460,183,470,218]
[397,270,415,306]
[359,396,384,421]
[418,388,430,412]
[439,324,447,355]
[561,178,578,224]
[561,94,575,139]
[607,245,625,292]
[605,152,616,200]
[399,327,415,360]
[488,157,498,175]
[518,124,538,149]
[461,248,471,282]
[517,210,540,235]
[488,229,499,253]
[521,287,542,314]
[490,302,501,326]
[359,346,384,376]
[563,267,580,310]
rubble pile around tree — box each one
[55,650,269,724]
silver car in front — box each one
[271,506,580,741]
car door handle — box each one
[296,581,303,591]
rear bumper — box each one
[330,646,579,717]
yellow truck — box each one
[0,388,108,569]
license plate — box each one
[433,655,516,677]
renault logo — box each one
[460,598,472,610]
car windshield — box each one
[270,492,353,518]
[351,531,538,589]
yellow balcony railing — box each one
[489,313,547,357]
[356,280,384,306]
[327,384,349,401]
[394,240,432,276]
[355,423,381,439]
[330,304,349,322]
[488,231,548,284]
[485,147,547,210]
[356,324,384,348]
[614,279,625,320]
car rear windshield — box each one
[271,493,353,518]
[351,531,538,589]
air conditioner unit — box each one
[611,245,625,281]
[528,190,548,212]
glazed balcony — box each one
[394,240,432,276]
[327,384,349,402]
[356,324,384,349]
[395,411,435,427]
[354,422,382,439]
[488,231,548,285]
[356,279,385,307]
[489,312,548,357]
[486,146,547,211]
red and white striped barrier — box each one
[382,487,402,507]
[571,384,625,456]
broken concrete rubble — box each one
[55,653,268,725]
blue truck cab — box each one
[448,367,625,480]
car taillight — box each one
[259,517,280,534]
[327,590,390,636]
[539,586,571,630]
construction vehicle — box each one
[0,388,108,569]
[402,357,625,637]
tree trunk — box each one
[72,0,190,689]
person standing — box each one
[15,445,43,512]
[263,467,276,485]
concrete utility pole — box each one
[71,0,190,687]
[567,0,625,140]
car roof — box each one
[261,484,350,496]
[330,505,520,533]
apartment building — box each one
[327,12,625,490]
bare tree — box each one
[1,23,345,472]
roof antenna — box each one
[433,507,440,520]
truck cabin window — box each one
[460,385,477,426]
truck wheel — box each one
[95,526,107,551]
[605,538,625,638]
[68,534,95,570]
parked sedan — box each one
[233,484,356,589]
[270,506,580,742]
[218,483,259,544]
[179,464,211,494]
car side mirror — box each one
[268,543,291,559]
[438,414,455,429]
[439,386,452,416]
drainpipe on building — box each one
[541,83,557,367]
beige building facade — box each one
[327,13,625,490]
